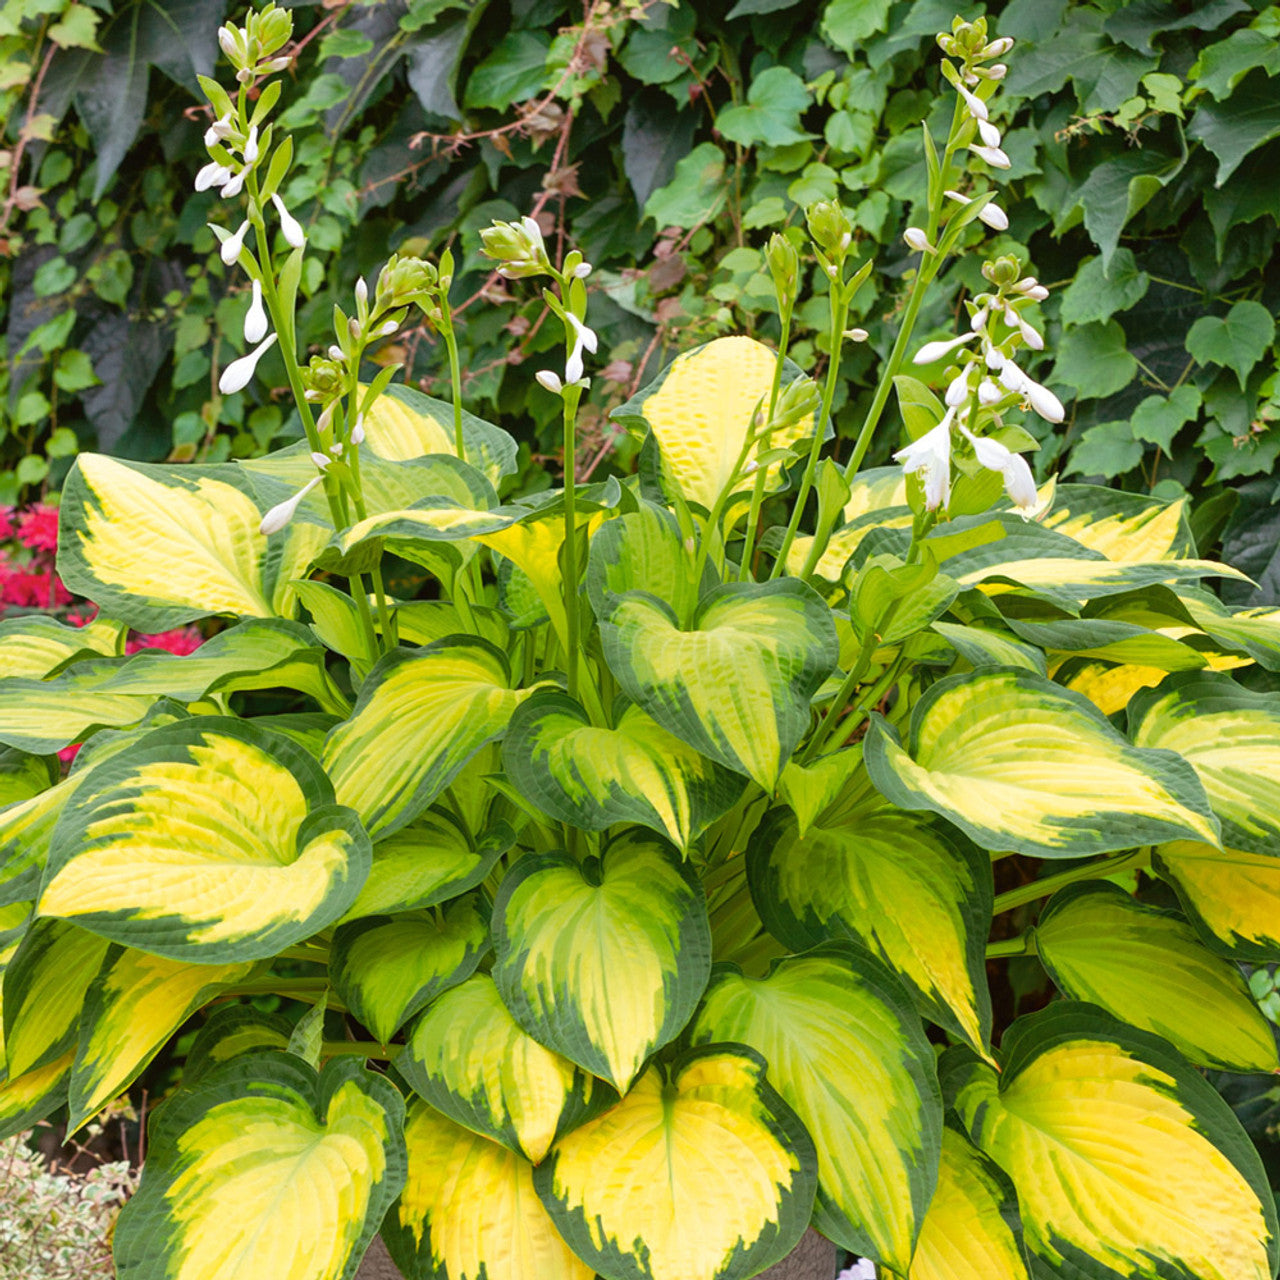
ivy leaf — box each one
[48,3,102,51]
[1066,421,1144,480]
[1204,142,1280,254]
[727,0,801,16]
[1192,29,1280,101]
[1131,386,1202,451]
[1071,148,1184,268]
[618,4,697,87]
[1059,249,1150,325]
[643,142,727,229]
[1204,425,1280,481]
[464,30,549,110]
[1051,320,1139,400]
[1189,71,1280,186]
[716,68,813,148]
[821,0,892,56]
[622,90,698,206]
[1186,301,1277,390]
[1103,0,1248,57]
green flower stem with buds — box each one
[992,849,1151,915]
[437,305,467,464]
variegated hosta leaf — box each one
[0,1051,75,1142]
[322,637,528,838]
[865,668,1219,858]
[748,789,993,1053]
[586,500,712,626]
[341,814,512,921]
[57,454,327,630]
[384,1098,593,1280]
[1130,671,1280,855]
[0,684,153,753]
[949,1003,1278,1280]
[1003,614,1207,673]
[0,614,118,680]
[1034,881,1277,1072]
[1061,659,1173,716]
[691,944,942,1271]
[612,335,818,512]
[330,895,489,1043]
[360,382,518,487]
[397,973,607,1164]
[599,580,838,791]
[114,1055,406,1280]
[788,466,911,582]
[337,497,519,556]
[0,749,55,810]
[908,1125,1030,1280]
[1186,598,1280,672]
[40,718,371,962]
[392,599,510,650]
[932,620,1047,674]
[1156,840,1280,960]
[492,834,711,1092]
[502,691,745,850]
[3,919,109,1077]
[69,945,255,1131]
[535,1047,817,1280]
[184,1005,294,1082]
[1040,483,1192,562]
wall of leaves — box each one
[3,0,1280,593]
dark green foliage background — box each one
[3,0,1280,591]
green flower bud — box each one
[376,254,438,309]
[303,356,344,400]
[982,254,1021,289]
[253,3,293,58]
[479,215,550,279]
[765,233,799,298]
[805,201,853,257]
[766,374,822,435]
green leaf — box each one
[864,668,1220,858]
[1186,300,1276,390]
[1131,386,1202,450]
[39,719,371,962]
[330,895,489,1043]
[692,944,942,1270]
[1189,71,1280,185]
[1192,28,1280,101]
[643,141,727,229]
[1051,320,1138,399]
[600,579,837,790]
[1034,881,1277,1072]
[535,1046,817,1280]
[114,1055,406,1280]
[463,30,549,110]
[1066,421,1144,480]
[821,0,892,56]
[491,834,710,1092]
[948,1003,1278,1280]
[397,973,609,1164]
[1058,250,1150,326]
[716,67,813,148]
[1072,149,1183,268]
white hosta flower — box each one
[846,327,869,342]
[970,304,989,332]
[945,364,974,407]
[310,451,331,470]
[913,332,978,365]
[221,167,247,198]
[195,161,232,192]
[315,403,335,435]
[351,415,365,445]
[564,312,598,384]
[894,409,955,511]
[986,36,1014,56]
[378,319,399,337]
[244,278,268,344]
[243,125,260,164]
[955,81,988,121]
[272,193,306,248]
[979,378,1003,405]
[219,332,278,395]
[328,344,344,362]
[216,218,249,267]
[217,25,239,59]
[572,261,593,279]
[536,369,564,394]
[354,276,368,306]
[997,359,1065,423]
[970,143,1011,169]
[960,423,1038,512]
[838,1261,877,1280]
[903,226,935,253]
[945,189,1008,231]
[977,119,1002,150]
[260,475,323,536]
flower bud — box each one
[310,451,331,471]
[221,168,246,199]
[219,333,278,395]
[536,370,563,394]
[244,278,269,344]
[271,193,305,248]
[479,215,550,278]
[982,255,1021,288]
[768,374,821,434]
[195,161,232,193]
[766,232,799,296]
[242,125,259,164]
[218,218,250,267]
[977,119,1002,150]
[903,226,936,253]
[805,200,853,256]
[970,143,1011,169]
[977,201,1008,231]
[260,475,321,536]
[913,332,978,365]
[351,415,365,445]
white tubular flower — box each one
[272,193,306,248]
[243,125,260,164]
[970,143,1011,169]
[354,276,368,306]
[217,25,238,58]
[985,62,1009,80]
[330,442,344,456]
[328,345,344,362]
[977,119,1002,149]
[244,278,269,344]
[351,414,365,445]
[1024,284,1049,301]
[945,365,974,407]
[903,226,935,253]
[536,369,564,394]
[970,304,989,332]
[221,167,247,198]
[572,261,593,279]
[195,161,232,192]
[986,36,1014,56]
[955,81,988,121]
[310,451,331,470]
[219,332,278,395]
[259,475,322,536]
[378,319,399,337]
[564,313,598,384]
[521,215,547,257]
[998,360,1065,423]
[846,327,869,342]
[977,201,1008,230]
[979,379,1003,405]
[985,345,1006,370]
[219,219,249,267]
[894,409,955,511]
[913,332,978,365]
[960,423,1038,512]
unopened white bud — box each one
[221,168,246,198]
[979,379,1003,405]
[945,367,974,407]
[846,327,869,342]
[1024,285,1049,301]
[328,345,344,362]
[259,475,322,536]
[330,442,344,456]
[985,37,1014,56]
[244,278,269,344]
[315,404,335,434]
[536,369,563,394]
[310,451,331,470]
[970,144,1011,169]
[573,262,593,279]
[913,332,978,365]
[351,415,365,445]
[903,226,935,253]
[977,119,1002,149]
[985,63,1008,80]
[242,125,259,164]
[219,332,278,395]
[217,26,238,58]
[956,82,988,122]
[355,277,368,306]
[348,316,362,340]
[264,55,291,72]
[271,193,305,248]
[219,219,250,266]
[195,161,232,192]
[970,305,989,332]
[977,201,1008,231]
[236,67,254,84]
[378,320,399,337]
[1023,378,1065,424]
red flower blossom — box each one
[125,627,203,656]
[14,504,59,554]
[0,508,13,541]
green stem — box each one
[738,305,793,582]
[770,283,850,579]
[986,933,1035,959]
[693,416,761,587]
[561,383,583,703]
[440,307,467,463]
[321,1041,393,1059]
[227,977,330,996]
[992,849,1149,915]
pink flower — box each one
[126,627,203,656]
[58,743,82,765]
[0,508,13,540]
[15,505,59,554]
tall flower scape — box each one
[2,8,1280,1280]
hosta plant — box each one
[5,8,1280,1280]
